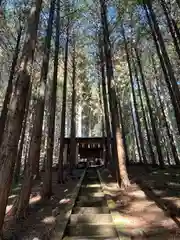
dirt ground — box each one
[3,166,180,239]
[128,166,180,223]
[3,169,83,239]
[99,166,180,239]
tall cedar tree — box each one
[0,0,42,231]
[69,37,76,174]
[99,0,130,188]
[0,26,22,145]
[57,20,69,183]
[99,38,112,167]
[42,0,60,198]
[16,0,55,218]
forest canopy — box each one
[0,0,180,236]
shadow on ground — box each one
[99,166,180,239]
[128,166,180,219]
[3,169,83,239]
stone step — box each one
[83,187,101,190]
[79,192,101,196]
[81,182,99,186]
[80,184,99,188]
[76,200,106,207]
[83,176,98,179]
[87,177,98,181]
[82,180,98,183]
[63,236,119,239]
[77,196,104,202]
[81,184,100,188]
[72,206,110,214]
[79,191,102,195]
[78,190,101,194]
[66,224,117,237]
[69,213,113,224]
[79,189,102,195]
[77,192,104,199]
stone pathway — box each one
[63,167,119,239]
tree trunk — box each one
[134,46,165,168]
[117,99,130,165]
[122,29,148,165]
[130,69,147,165]
[102,122,108,167]
[149,83,169,164]
[171,18,180,43]
[0,26,22,146]
[100,0,130,188]
[130,102,143,164]
[132,57,156,166]
[16,0,55,218]
[69,37,76,175]
[32,0,55,178]
[156,85,180,165]
[151,55,180,165]
[98,81,108,167]
[57,22,69,184]
[144,1,180,126]
[144,1,180,106]
[160,0,180,59]
[151,52,180,135]
[99,38,112,167]
[14,83,32,183]
[97,57,109,168]
[42,0,59,198]
[176,0,180,9]
[165,144,171,166]
[0,0,42,231]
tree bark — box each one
[14,82,32,183]
[0,0,42,231]
[160,0,180,59]
[132,57,156,166]
[122,29,148,165]
[69,37,76,175]
[32,0,55,178]
[42,0,60,198]
[0,26,22,146]
[97,79,108,167]
[144,1,180,106]
[176,0,180,9]
[0,0,42,232]
[16,0,55,218]
[57,22,69,184]
[171,17,180,43]
[134,46,165,168]
[151,54,180,165]
[151,52,180,135]
[117,99,130,165]
[99,38,112,167]
[156,85,180,165]
[100,0,130,188]
[130,102,143,164]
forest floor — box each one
[3,169,83,239]
[128,166,180,224]
[99,166,180,239]
[3,166,180,239]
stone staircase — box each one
[63,168,118,239]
